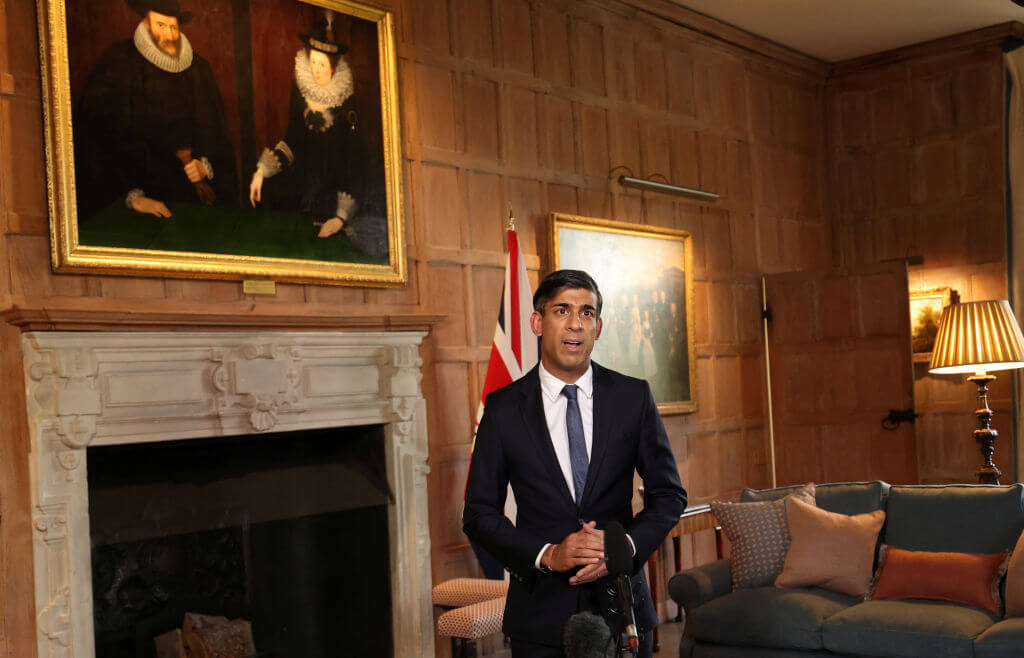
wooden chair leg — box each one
[673,535,683,622]
[648,549,661,652]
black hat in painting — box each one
[126,0,193,24]
[301,13,348,56]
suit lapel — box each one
[580,363,613,509]
[519,367,576,507]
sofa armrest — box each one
[668,558,732,611]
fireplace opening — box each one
[87,425,393,658]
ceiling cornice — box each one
[831,20,1024,78]
[609,0,831,78]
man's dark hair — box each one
[533,270,603,317]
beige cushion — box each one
[432,578,509,607]
[775,496,885,598]
[712,483,816,590]
[1006,530,1024,617]
[436,597,505,639]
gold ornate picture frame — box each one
[550,213,697,414]
[910,287,957,362]
[37,0,405,286]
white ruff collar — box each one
[134,21,193,73]
[294,49,353,108]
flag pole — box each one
[507,205,516,233]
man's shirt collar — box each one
[538,361,593,403]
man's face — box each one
[530,287,602,383]
[145,11,181,57]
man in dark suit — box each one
[464,270,686,657]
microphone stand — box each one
[613,574,638,657]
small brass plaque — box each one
[243,280,276,295]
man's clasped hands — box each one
[541,521,609,585]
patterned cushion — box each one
[432,578,509,607]
[436,597,505,639]
[712,483,816,590]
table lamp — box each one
[929,300,1024,484]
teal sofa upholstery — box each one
[668,482,1024,658]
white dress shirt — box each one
[533,362,633,570]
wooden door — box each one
[764,263,918,486]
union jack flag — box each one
[468,224,538,579]
[477,227,539,424]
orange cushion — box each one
[870,546,1009,614]
[1006,530,1024,617]
[775,496,885,598]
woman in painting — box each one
[248,13,387,258]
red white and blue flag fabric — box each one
[469,226,538,579]
[477,228,539,425]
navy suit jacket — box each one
[463,363,686,646]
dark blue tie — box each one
[562,384,588,506]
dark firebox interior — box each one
[88,425,392,658]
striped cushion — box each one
[432,578,509,607]
[437,597,505,639]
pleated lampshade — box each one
[929,300,1024,374]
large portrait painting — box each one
[550,213,697,414]
[37,0,405,285]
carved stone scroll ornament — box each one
[380,345,424,447]
[27,348,101,450]
[34,505,72,649]
[210,344,304,432]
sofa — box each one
[667,482,1024,658]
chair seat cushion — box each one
[436,597,505,639]
[822,599,997,658]
[432,577,509,607]
[975,618,1024,658]
[690,587,856,650]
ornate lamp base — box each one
[967,373,1001,485]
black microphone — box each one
[563,611,614,658]
[604,521,639,655]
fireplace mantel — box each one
[21,330,435,657]
[2,303,444,333]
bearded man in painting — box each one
[74,0,238,219]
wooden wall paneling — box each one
[765,264,918,486]
[827,41,1008,484]
[0,321,38,658]
[0,0,854,652]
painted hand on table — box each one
[130,195,172,218]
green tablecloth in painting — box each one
[79,202,386,265]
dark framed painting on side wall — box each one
[37,0,405,286]
[549,212,697,414]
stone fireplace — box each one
[20,330,434,658]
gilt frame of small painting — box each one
[910,287,957,362]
